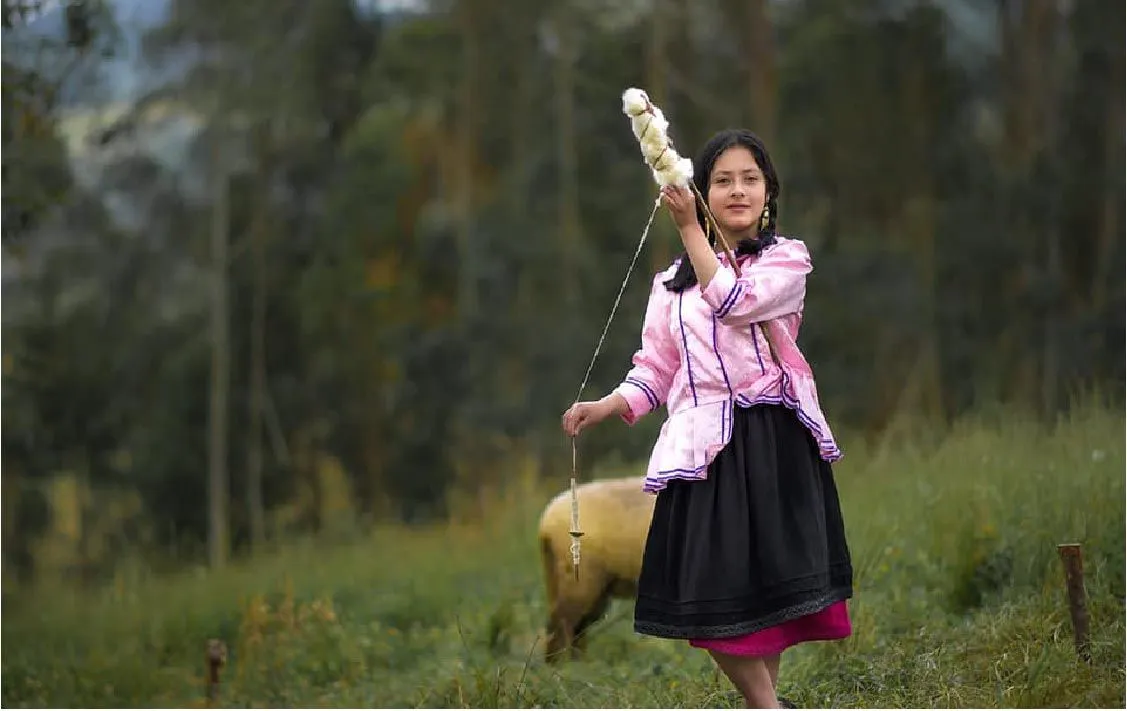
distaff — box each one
[620,87,742,278]
[562,87,717,582]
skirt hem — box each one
[689,599,853,656]
[633,587,852,640]
[635,562,853,608]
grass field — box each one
[2,404,1124,708]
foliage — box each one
[2,404,1123,707]
[0,0,1122,581]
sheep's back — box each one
[538,477,655,581]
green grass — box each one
[3,404,1124,708]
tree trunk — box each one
[900,37,942,421]
[646,0,674,272]
[1085,3,1124,361]
[1090,93,1121,313]
[456,0,479,322]
[746,0,777,147]
[554,3,581,307]
[208,142,230,570]
[507,5,535,216]
[1041,208,1061,416]
[246,179,267,552]
[997,0,1059,409]
[506,6,543,476]
[1040,4,1069,418]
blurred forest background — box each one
[2,0,1123,585]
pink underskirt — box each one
[689,601,852,656]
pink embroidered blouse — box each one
[612,236,842,494]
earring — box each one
[760,206,770,231]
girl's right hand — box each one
[561,397,617,437]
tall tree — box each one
[996,0,1068,412]
[207,136,231,569]
[245,124,271,551]
[455,0,481,321]
[745,0,777,146]
[553,0,583,308]
[142,0,380,547]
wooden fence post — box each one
[206,638,228,706]
[1056,543,1091,663]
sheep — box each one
[537,476,656,662]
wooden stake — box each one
[1056,543,1091,663]
[206,638,227,706]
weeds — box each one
[2,404,1123,708]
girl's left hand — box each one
[660,185,697,229]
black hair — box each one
[663,128,780,292]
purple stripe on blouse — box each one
[716,283,743,318]
[712,315,734,398]
[751,325,766,373]
[623,377,659,410]
[723,399,731,442]
[678,292,698,406]
[655,464,708,477]
[736,374,841,456]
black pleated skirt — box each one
[633,403,854,640]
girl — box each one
[562,128,853,708]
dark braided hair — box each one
[663,128,780,293]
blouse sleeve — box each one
[612,270,679,425]
[699,238,812,326]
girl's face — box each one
[706,145,768,241]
